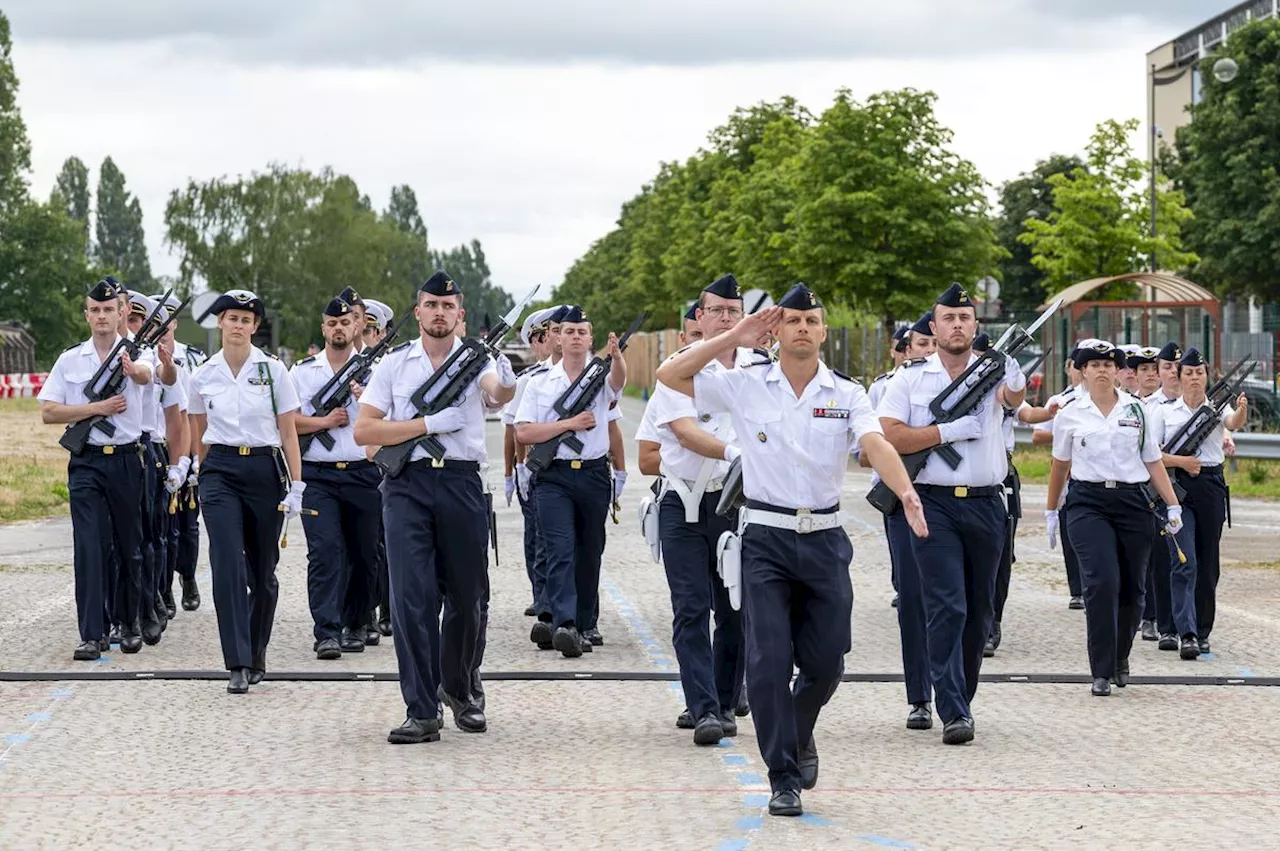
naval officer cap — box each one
[972,332,991,352]
[1158,341,1183,362]
[935,282,974,309]
[363,298,392,330]
[520,306,557,344]
[337,285,364,307]
[87,277,122,302]
[1069,338,1103,359]
[1126,346,1161,369]
[702,274,743,301]
[150,293,182,313]
[777,283,821,310]
[1072,339,1125,369]
[910,310,934,337]
[419,271,459,297]
[127,291,158,318]
[560,305,588,324]
[324,297,352,318]
[1179,347,1207,368]
[210,289,266,319]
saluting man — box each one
[40,277,155,660]
[515,306,626,658]
[291,297,385,660]
[877,283,1026,745]
[657,283,926,817]
[355,271,517,744]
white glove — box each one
[504,475,516,506]
[186,457,199,488]
[516,463,532,501]
[1003,354,1027,392]
[165,456,190,494]
[424,407,466,435]
[495,354,518,388]
[723,444,741,464]
[1165,505,1184,535]
[938,413,984,444]
[613,470,627,501]
[279,480,306,520]
[1045,509,1059,550]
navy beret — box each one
[910,311,934,337]
[337,286,364,307]
[972,332,991,352]
[210,289,266,319]
[702,274,743,301]
[777,283,821,311]
[419,271,459,297]
[1179,347,1207,368]
[560,305,588,323]
[87,277,121,303]
[935,282,974,309]
[324,297,352,318]
[548,305,570,324]
[1158,342,1183,362]
[683,303,699,322]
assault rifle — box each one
[866,299,1062,515]
[298,308,412,454]
[372,286,540,478]
[1163,354,1255,503]
[58,289,187,455]
[524,312,648,473]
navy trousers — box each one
[1176,468,1227,641]
[993,467,1020,625]
[68,447,145,643]
[886,507,931,706]
[533,459,610,629]
[137,441,162,630]
[741,518,852,794]
[1060,503,1083,597]
[907,490,1005,725]
[518,486,547,609]
[300,461,383,643]
[199,448,284,671]
[382,461,488,719]
[1064,483,1155,680]
[658,489,744,720]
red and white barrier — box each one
[0,373,48,399]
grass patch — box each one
[0,398,72,523]
[1012,445,1280,500]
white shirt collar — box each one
[404,335,462,362]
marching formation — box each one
[40,270,1250,819]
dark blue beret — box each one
[777,283,821,311]
[324,298,352,318]
[337,286,364,307]
[548,305,570,324]
[419,271,459,297]
[935,282,974,309]
[1158,342,1183,362]
[910,311,934,337]
[1179,347,1206,368]
[210,289,265,319]
[972,332,991,352]
[87,277,121,303]
[560,305,588,323]
[702,274,743,301]
[683,303,699,322]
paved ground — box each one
[2,396,1279,849]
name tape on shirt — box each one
[813,407,850,419]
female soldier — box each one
[1045,341,1182,696]
[188,290,305,694]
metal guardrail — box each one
[1013,426,1280,460]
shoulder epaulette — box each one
[872,372,890,383]
[518,362,545,377]
[831,369,855,383]
[903,357,929,368]
[752,347,777,362]
[266,352,280,361]
[296,355,317,366]
[187,347,205,358]
[387,340,413,355]
[63,342,79,352]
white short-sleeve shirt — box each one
[188,346,300,448]
[1161,397,1233,466]
[38,337,157,446]
[290,348,367,463]
[1052,389,1163,483]
[515,360,616,461]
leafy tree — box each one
[0,11,29,220]
[384,184,427,240]
[1019,118,1197,297]
[993,154,1082,314]
[50,155,91,250]
[382,183,431,291]
[95,156,152,286]
[1174,18,1280,299]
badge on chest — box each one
[248,377,272,386]
[813,407,850,420]
[1117,417,1141,429]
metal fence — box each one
[1014,426,1280,460]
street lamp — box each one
[1148,55,1238,272]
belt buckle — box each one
[238,446,251,456]
[1105,480,1118,489]
[796,508,813,535]
[431,458,445,469]
[336,461,348,470]
[102,445,115,456]
[954,486,968,498]
[571,460,582,470]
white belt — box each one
[661,457,719,523]
[740,507,845,535]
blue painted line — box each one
[735,816,764,830]
[798,814,834,827]
[855,836,917,848]
[714,841,750,851]
[50,689,73,699]
[721,754,748,766]
[95,655,112,665]
[1201,652,1215,660]
[1238,667,1256,677]
[25,713,51,723]
[736,772,766,786]
[5,734,31,745]
[743,793,770,808]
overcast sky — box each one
[6,1,1223,301]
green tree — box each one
[0,12,29,220]
[994,154,1082,314]
[1020,118,1197,296]
[49,155,91,249]
[95,156,152,286]
[382,183,431,291]
[1174,18,1280,299]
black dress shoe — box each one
[340,630,365,653]
[798,738,819,790]
[1140,620,1158,641]
[1112,659,1130,688]
[1091,678,1111,696]
[578,636,593,653]
[1198,639,1211,654]
[1158,633,1179,651]
[1069,596,1085,610]
[523,605,537,617]
[377,609,393,636]
[154,595,169,625]
[942,717,975,744]
[315,638,342,660]
[248,669,265,685]
[387,717,441,744]
[364,626,380,646]
[693,713,723,746]
[227,668,249,694]
[141,621,163,646]
[552,626,583,658]
[582,628,604,646]
[439,688,487,733]
[95,638,110,652]
[162,587,177,620]
[1179,634,1200,660]
[73,641,101,661]
[109,625,123,646]
[676,709,694,729]
[907,703,933,730]
[180,577,200,611]
[719,713,738,737]
[119,633,142,654]
[983,636,996,658]
[768,789,802,817]
[735,692,750,718]
[530,620,554,650]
